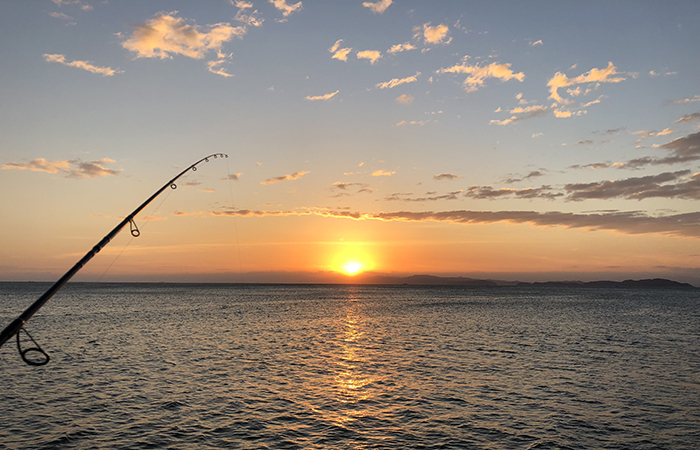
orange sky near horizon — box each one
[1,1,700,284]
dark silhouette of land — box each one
[361,274,696,289]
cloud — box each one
[396,120,432,126]
[207,55,233,77]
[357,50,382,64]
[214,208,700,239]
[362,0,392,14]
[261,170,309,184]
[376,72,420,89]
[52,0,92,11]
[530,39,543,46]
[464,185,562,200]
[224,173,242,180]
[438,60,525,93]
[503,171,545,184]
[49,12,73,20]
[328,40,353,61]
[668,95,700,104]
[372,170,395,176]
[269,0,302,17]
[416,23,450,45]
[2,158,119,178]
[385,190,463,202]
[434,173,461,181]
[43,54,121,76]
[547,62,626,104]
[618,131,700,169]
[387,42,416,53]
[491,104,548,125]
[122,12,246,60]
[396,94,414,105]
[305,90,339,101]
[676,112,700,123]
[331,182,373,195]
[234,7,264,27]
[657,128,675,136]
[564,170,700,201]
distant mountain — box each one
[359,274,695,289]
[516,278,696,289]
[363,274,499,286]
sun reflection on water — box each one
[331,288,377,423]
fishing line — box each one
[95,182,176,282]
[226,156,244,279]
[0,154,228,365]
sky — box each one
[1,1,700,284]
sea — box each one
[0,282,698,449]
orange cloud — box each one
[357,50,382,65]
[376,72,420,89]
[2,158,119,178]
[305,90,339,101]
[44,54,121,76]
[547,62,625,104]
[122,12,246,60]
[261,171,310,184]
[416,23,450,45]
[439,61,524,92]
[269,0,302,17]
[362,0,392,14]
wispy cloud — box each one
[122,12,246,60]
[372,170,395,176]
[331,182,373,195]
[396,120,431,126]
[439,59,525,92]
[547,62,625,104]
[44,54,121,76]
[305,90,339,101]
[415,23,450,45]
[52,0,92,11]
[387,42,416,53]
[357,50,382,65]
[213,208,700,239]
[491,104,548,125]
[207,53,234,77]
[434,173,461,181]
[362,0,392,14]
[376,72,420,89]
[676,112,700,123]
[564,170,700,201]
[328,39,352,61]
[2,158,120,178]
[385,190,463,202]
[503,171,545,184]
[464,185,562,200]
[261,170,309,184]
[668,95,700,105]
[396,94,414,105]
[269,0,302,17]
[49,12,73,20]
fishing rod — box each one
[0,153,228,366]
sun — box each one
[343,262,363,275]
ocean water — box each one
[0,282,699,449]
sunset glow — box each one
[1,2,700,285]
[343,262,363,276]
